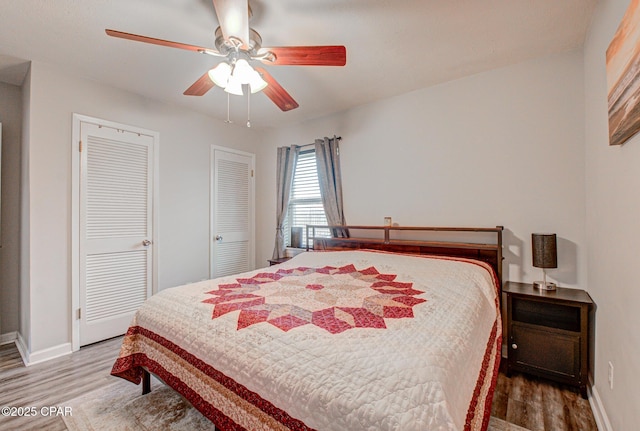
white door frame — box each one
[71,113,159,352]
[210,145,255,278]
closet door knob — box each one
[511,343,518,350]
[215,235,223,241]
[142,239,151,247]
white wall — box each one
[254,136,278,265]
[584,0,640,429]
[257,50,587,292]
[22,61,262,355]
[0,81,22,338]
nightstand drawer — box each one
[511,323,580,379]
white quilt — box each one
[112,250,501,431]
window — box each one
[285,149,330,247]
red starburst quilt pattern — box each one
[202,264,426,333]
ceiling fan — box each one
[105,0,346,112]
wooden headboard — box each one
[306,225,504,286]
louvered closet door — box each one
[79,122,154,346]
[212,147,255,278]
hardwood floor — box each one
[491,365,597,431]
[0,337,123,431]
[0,338,597,431]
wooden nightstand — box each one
[503,281,594,398]
[267,257,291,266]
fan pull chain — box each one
[247,87,251,128]
[225,92,232,124]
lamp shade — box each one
[224,74,244,96]
[532,233,557,269]
[208,62,231,88]
[248,70,268,93]
[233,59,254,84]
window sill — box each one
[285,247,306,258]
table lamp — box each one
[532,233,557,291]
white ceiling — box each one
[0,0,597,129]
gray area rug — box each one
[63,378,528,431]
[63,378,215,430]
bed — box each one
[111,226,504,431]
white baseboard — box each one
[15,332,29,365]
[14,333,72,366]
[589,385,613,431]
[0,331,17,345]
[27,342,72,366]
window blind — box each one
[285,150,329,247]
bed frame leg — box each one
[142,369,151,395]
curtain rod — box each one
[297,136,342,149]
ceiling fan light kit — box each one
[106,0,346,125]
[209,57,268,95]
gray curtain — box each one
[272,145,299,259]
[315,136,348,238]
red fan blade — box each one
[255,67,299,111]
[184,72,215,96]
[212,0,250,48]
[106,29,212,53]
[261,46,346,66]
